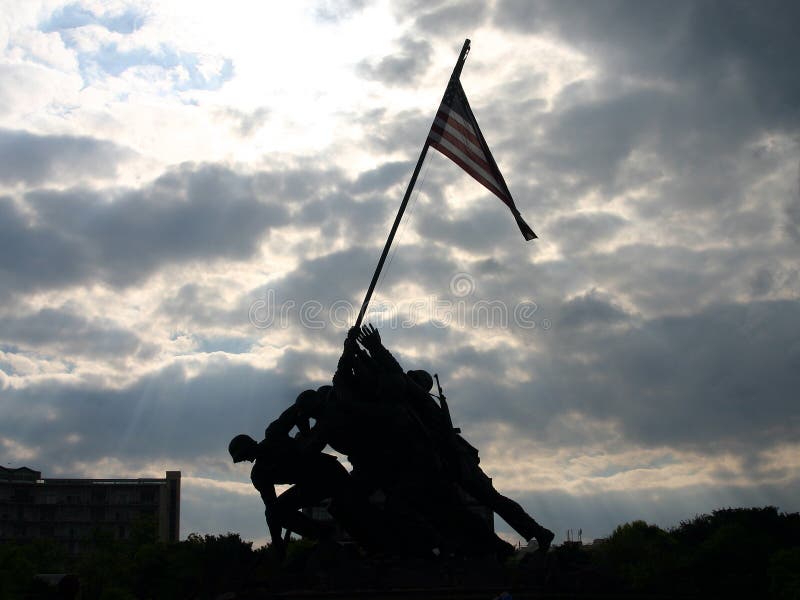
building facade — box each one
[0,466,180,554]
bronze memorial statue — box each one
[230,38,550,565]
[229,324,553,561]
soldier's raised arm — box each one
[358,324,404,375]
[294,390,328,454]
[332,326,360,388]
[264,404,303,441]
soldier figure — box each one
[358,324,554,552]
[228,404,383,558]
[344,325,517,559]
[230,323,552,560]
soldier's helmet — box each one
[295,389,322,417]
[407,369,434,392]
[228,434,257,463]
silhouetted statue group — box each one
[229,325,553,560]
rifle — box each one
[433,374,481,464]
[433,373,460,433]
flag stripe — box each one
[433,109,481,147]
[438,103,474,134]
[428,131,508,197]
[431,127,500,189]
[430,139,512,207]
[431,121,494,171]
[429,123,494,175]
[423,77,536,240]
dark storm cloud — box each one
[412,0,489,35]
[4,297,796,485]
[357,36,433,87]
[289,189,391,248]
[146,156,539,333]
[401,297,800,461]
[151,168,471,332]
[577,243,774,315]
[520,297,800,452]
[275,236,799,458]
[522,86,663,192]
[255,165,343,206]
[0,356,307,470]
[240,195,547,337]
[273,156,460,247]
[285,197,796,456]
[0,129,133,185]
[386,0,490,34]
[160,283,230,327]
[412,190,535,254]
[547,212,628,254]
[0,307,142,359]
[0,164,289,298]
[351,160,411,194]
[361,107,431,156]
[748,267,776,297]
[482,1,800,227]
[785,163,800,244]
[495,0,800,127]
[267,245,382,309]
[494,77,775,226]
[556,290,629,330]
[245,242,463,334]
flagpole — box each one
[355,39,471,329]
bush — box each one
[670,507,799,597]
[769,547,800,600]
[593,520,678,591]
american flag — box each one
[427,79,536,241]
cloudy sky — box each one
[1,0,799,546]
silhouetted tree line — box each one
[0,517,267,600]
[1,507,798,599]
[583,506,800,598]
